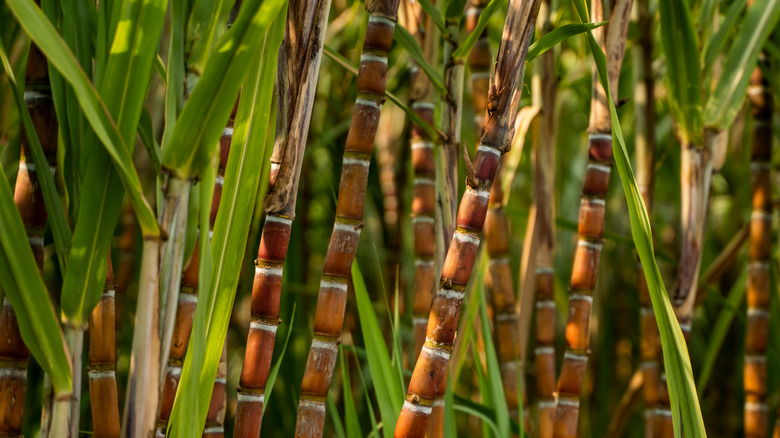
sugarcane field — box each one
[0,0,779,436]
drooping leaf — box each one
[452,0,505,60]
[394,24,447,96]
[526,22,605,61]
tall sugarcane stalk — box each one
[234,1,332,436]
[743,62,773,438]
[409,3,439,361]
[552,1,631,436]
[0,41,58,438]
[293,1,398,436]
[395,1,539,435]
[466,0,527,427]
[530,1,556,435]
[632,0,660,435]
[88,258,120,437]
[156,128,232,437]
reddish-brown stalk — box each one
[293,2,399,436]
[632,0,660,435]
[234,1,332,436]
[394,1,539,435]
[0,41,58,437]
[156,117,233,438]
[529,0,556,435]
[88,258,120,437]
[743,64,773,438]
[552,1,631,436]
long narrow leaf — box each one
[703,0,780,131]
[572,0,707,436]
[452,0,504,60]
[0,164,71,396]
[394,24,447,96]
[526,22,605,61]
[0,40,71,272]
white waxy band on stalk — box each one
[536,300,556,309]
[535,346,555,356]
[415,259,434,267]
[412,216,435,224]
[438,288,465,300]
[640,361,657,370]
[577,239,602,250]
[223,127,234,136]
[104,289,116,299]
[403,401,433,414]
[88,370,115,379]
[412,141,434,150]
[751,211,772,221]
[368,15,396,27]
[255,266,284,277]
[0,369,27,379]
[266,215,293,225]
[179,292,198,304]
[468,187,491,201]
[477,144,501,157]
[536,266,554,274]
[583,198,606,206]
[208,229,214,240]
[749,261,770,271]
[214,378,227,384]
[747,308,771,319]
[432,398,445,407]
[28,235,43,247]
[538,400,557,409]
[312,338,338,352]
[495,312,516,322]
[167,365,182,376]
[24,90,47,101]
[489,257,509,265]
[355,97,382,110]
[679,323,692,332]
[215,175,225,186]
[250,321,278,334]
[412,102,435,111]
[745,402,768,412]
[412,317,429,325]
[471,71,491,79]
[360,53,388,65]
[587,163,611,174]
[558,398,580,408]
[3,298,11,307]
[414,177,436,186]
[656,408,672,417]
[334,222,361,234]
[320,280,348,293]
[204,427,224,434]
[744,355,766,363]
[455,231,480,246]
[589,133,612,141]
[343,156,371,167]
[465,7,484,16]
[422,345,451,361]
[570,293,593,303]
[237,392,265,403]
[300,398,326,411]
[564,351,588,362]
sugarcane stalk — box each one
[632,0,660,435]
[395,1,539,435]
[88,258,121,438]
[0,41,58,438]
[409,0,439,362]
[233,1,332,436]
[552,1,631,436]
[530,1,556,435]
[203,344,227,438]
[156,110,234,438]
[122,237,161,438]
[293,1,399,436]
[744,62,773,438]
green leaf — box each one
[394,24,447,96]
[700,0,747,77]
[352,261,404,438]
[452,0,504,60]
[703,0,780,131]
[161,0,283,179]
[0,40,71,274]
[697,269,746,394]
[453,404,502,437]
[418,0,447,35]
[572,0,707,435]
[658,0,703,147]
[443,379,457,437]
[477,284,509,437]
[340,347,363,438]
[7,0,159,236]
[0,164,71,396]
[168,3,285,432]
[263,304,296,414]
[526,22,605,61]
[162,0,186,149]
[444,0,467,19]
